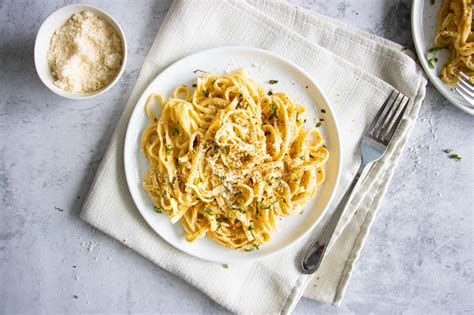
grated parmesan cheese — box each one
[47,11,123,93]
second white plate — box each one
[124,47,341,263]
[411,0,474,115]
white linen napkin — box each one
[80,0,427,313]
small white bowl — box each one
[34,4,128,100]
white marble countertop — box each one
[1,0,473,313]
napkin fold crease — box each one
[81,0,426,313]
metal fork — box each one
[456,72,474,107]
[300,91,410,274]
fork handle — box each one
[300,163,366,274]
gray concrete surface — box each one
[1,0,473,313]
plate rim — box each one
[411,0,474,115]
[123,46,342,263]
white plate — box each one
[411,0,474,115]
[124,47,341,263]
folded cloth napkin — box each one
[81,0,427,313]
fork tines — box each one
[456,72,474,107]
[367,91,410,145]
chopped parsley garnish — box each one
[429,46,445,52]
[267,90,273,95]
[162,190,167,198]
[248,226,253,231]
[192,83,197,88]
[264,199,278,210]
[223,145,230,154]
[296,113,300,122]
[173,123,179,136]
[427,56,438,69]
[154,206,163,213]
[268,80,278,84]
[204,207,213,215]
[300,155,304,160]
[213,145,219,156]
[219,176,226,183]
[316,122,322,128]
[171,176,176,185]
[244,248,254,252]
[223,264,229,269]
[203,89,210,97]
[165,144,172,155]
[196,177,201,184]
[321,109,326,113]
[269,103,277,120]
[253,243,260,250]
[449,154,462,161]
[443,149,453,153]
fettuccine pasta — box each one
[434,0,473,85]
[141,69,328,251]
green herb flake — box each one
[165,144,172,155]
[173,123,179,136]
[427,54,439,69]
[429,46,445,52]
[204,207,213,215]
[213,145,219,156]
[171,176,176,185]
[162,190,167,198]
[443,149,453,153]
[268,90,273,96]
[269,103,278,120]
[300,155,304,160]
[264,199,279,210]
[321,109,326,113]
[203,89,210,97]
[269,80,278,84]
[223,145,230,154]
[244,248,254,252]
[316,122,322,128]
[219,176,226,183]
[449,154,462,161]
[154,206,163,213]
[253,243,260,250]
[192,83,197,88]
[248,226,253,231]
[223,264,229,269]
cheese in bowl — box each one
[47,11,123,93]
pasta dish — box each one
[434,0,473,85]
[141,69,328,251]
